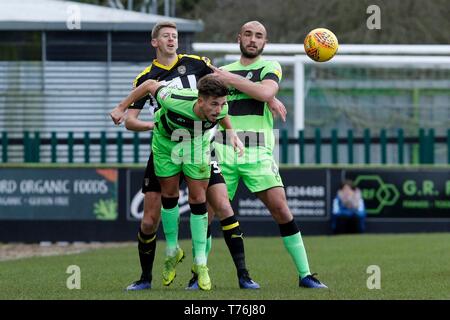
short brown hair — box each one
[151,21,177,39]
[197,74,228,98]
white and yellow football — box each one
[304,28,339,62]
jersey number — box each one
[210,161,222,174]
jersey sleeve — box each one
[154,86,196,113]
[154,86,171,110]
[199,56,214,78]
[201,56,212,67]
[129,75,150,110]
[261,61,283,83]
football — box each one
[304,28,339,62]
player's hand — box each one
[268,97,287,122]
[210,65,235,86]
[146,121,155,131]
[109,106,126,125]
[230,132,244,157]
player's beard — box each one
[240,42,264,58]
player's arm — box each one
[211,65,286,121]
[219,116,244,156]
[211,65,278,102]
[124,109,154,132]
[110,79,162,124]
[267,97,287,122]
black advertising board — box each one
[126,169,191,221]
[126,168,329,220]
[343,168,450,219]
[230,169,329,219]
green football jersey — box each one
[218,58,282,152]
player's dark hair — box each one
[197,74,228,98]
[151,21,177,39]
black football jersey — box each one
[129,54,213,112]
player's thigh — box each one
[139,154,162,232]
[182,138,211,180]
[182,160,211,180]
[216,162,240,201]
[142,153,161,193]
[185,176,209,204]
[158,174,181,198]
[141,191,162,232]
[152,133,182,179]
[206,161,225,220]
[255,186,292,224]
[206,183,234,220]
[152,150,182,181]
[240,157,284,194]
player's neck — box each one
[239,56,260,66]
[155,52,178,67]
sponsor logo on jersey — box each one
[159,88,171,100]
[177,65,186,75]
[246,71,253,79]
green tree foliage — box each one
[179,0,450,44]
[71,0,450,44]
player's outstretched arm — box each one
[211,65,278,102]
[110,79,161,125]
[124,108,154,132]
[219,116,244,156]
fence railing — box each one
[1,129,449,165]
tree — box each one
[177,0,450,44]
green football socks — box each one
[282,232,311,279]
[161,205,180,256]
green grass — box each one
[0,233,449,300]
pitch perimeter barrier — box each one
[1,128,449,164]
[0,164,448,242]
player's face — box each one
[152,27,178,55]
[199,96,227,123]
[238,24,267,58]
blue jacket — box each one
[331,193,366,232]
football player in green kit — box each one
[213,21,327,289]
[110,22,261,291]
[114,73,245,290]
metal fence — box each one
[2,128,449,164]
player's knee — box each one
[210,201,233,219]
[188,194,206,204]
[270,203,292,223]
[161,190,179,198]
[140,219,157,234]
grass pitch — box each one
[0,233,449,300]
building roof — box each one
[0,0,203,32]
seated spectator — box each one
[331,180,366,234]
